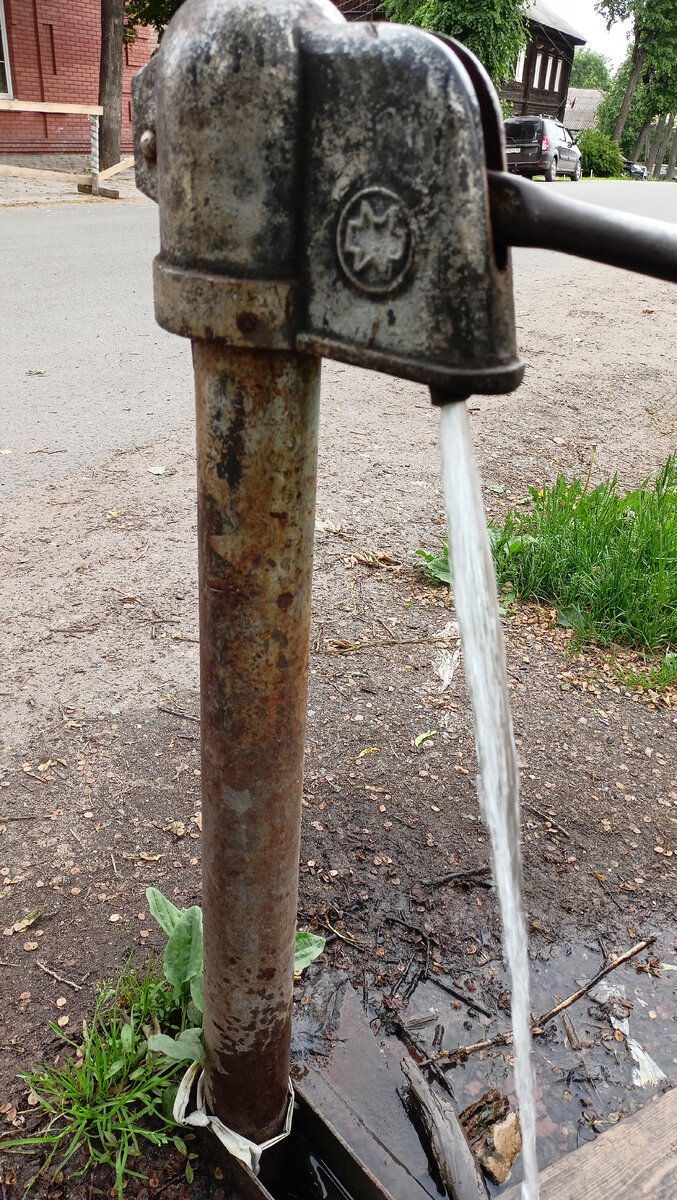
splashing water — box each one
[439,400,538,1200]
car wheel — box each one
[545,157,558,182]
[572,159,582,181]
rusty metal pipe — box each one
[194,343,320,1142]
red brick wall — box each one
[0,0,154,154]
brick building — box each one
[0,1,153,154]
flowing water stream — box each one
[439,400,539,1200]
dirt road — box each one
[1,178,676,1195]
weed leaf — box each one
[294,931,326,973]
[148,1028,204,1065]
[146,887,183,936]
[163,907,203,986]
[189,970,204,1014]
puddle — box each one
[378,927,677,1193]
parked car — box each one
[623,159,648,180]
[503,116,582,181]
[658,163,677,181]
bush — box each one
[577,129,625,178]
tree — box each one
[380,0,528,84]
[570,48,612,90]
[596,0,677,142]
[99,0,125,171]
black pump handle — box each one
[489,171,677,284]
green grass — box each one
[416,457,677,654]
[1,888,327,1199]
[616,651,677,691]
[1,964,192,1198]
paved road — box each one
[1,181,675,496]
[1,200,194,497]
[512,178,677,286]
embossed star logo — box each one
[344,200,407,281]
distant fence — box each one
[0,101,133,196]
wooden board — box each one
[0,99,103,115]
[77,184,120,199]
[501,1088,677,1200]
[98,156,134,181]
[0,164,89,184]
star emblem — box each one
[344,200,408,282]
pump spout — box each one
[489,170,677,284]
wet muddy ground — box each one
[1,213,676,1196]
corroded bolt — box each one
[139,129,157,161]
[236,311,258,334]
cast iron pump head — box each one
[132,0,525,398]
[133,0,677,404]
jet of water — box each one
[438,399,539,1200]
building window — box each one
[533,52,543,89]
[543,56,553,90]
[514,49,526,83]
[554,59,563,92]
[0,0,11,97]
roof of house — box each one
[525,1,587,45]
[565,87,606,130]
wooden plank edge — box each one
[0,100,103,115]
[501,1087,677,1200]
[0,164,90,184]
[98,156,135,181]
[400,1058,488,1200]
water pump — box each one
[132,0,677,1191]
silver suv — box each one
[504,116,582,182]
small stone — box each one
[477,1110,522,1185]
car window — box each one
[504,119,541,143]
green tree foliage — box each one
[577,128,625,175]
[570,48,612,90]
[596,0,677,141]
[380,0,528,84]
[125,0,183,40]
[597,52,650,154]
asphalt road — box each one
[1,199,194,497]
[1,180,675,497]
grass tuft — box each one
[416,457,677,655]
[1,963,190,1198]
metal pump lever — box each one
[434,32,677,287]
[488,171,677,284]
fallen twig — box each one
[323,633,460,655]
[21,770,48,785]
[0,813,45,822]
[426,866,492,889]
[428,975,493,1020]
[385,915,431,977]
[157,705,201,723]
[535,936,657,1030]
[426,936,656,1066]
[36,961,82,991]
[321,916,370,948]
[523,804,574,842]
